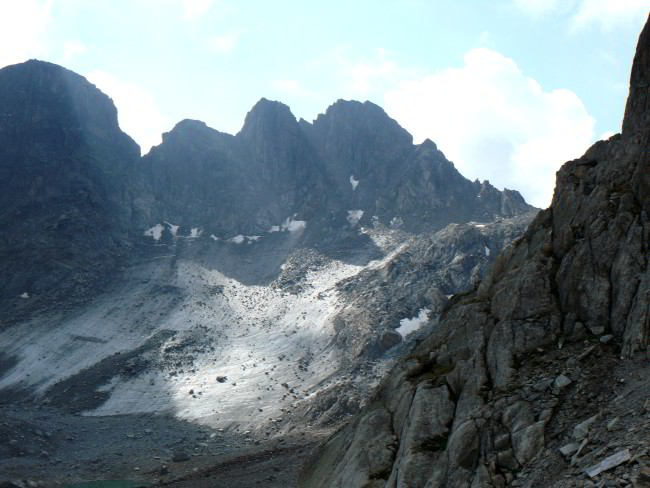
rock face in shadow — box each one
[136,98,533,239]
[298,15,650,488]
[303,100,531,232]
[0,60,140,312]
[134,99,332,237]
[0,65,535,317]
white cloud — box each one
[273,79,315,98]
[62,40,88,62]
[181,0,214,20]
[384,48,596,208]
[208,30,241,53]
[0,0,52,68]
[571,0,648,31]
[310,46,407,98]
[513,0,648,30]
[347,48,399,96]
[600,130,616,140]
[86,70,170,155]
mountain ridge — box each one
[0,59,535,318]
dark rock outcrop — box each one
[299,15,650,488]
[0,60,139,314]
[135,99,331,236]
[138,97,533,239]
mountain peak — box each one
[173,118,210,130]
[8,58,81,78]
[418,138,438,150]
[159,119,233,150]
[319,99,410,142]
[310,98,413,159]
[0,59,136,153]
[238,97,298,139]
[326,98,383,113]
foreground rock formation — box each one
[299,15,650,488]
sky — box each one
[0,0,647,208]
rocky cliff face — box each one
[299,16,650,488]
[135,98,533,243]
[0,60,140,318]
[134,98,331,238]
[301,100,532,232]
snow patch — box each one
[485,246,490,256]
[20,292,29,299]
[396,308,430,337]
[165,222,180,236]
[228,235,246,244]
[189,228,203,238]
[265,215,307,234]
[210,234,220,241]
[350,175,359,190]
[144,224,164,241]
[227,235,261,244]
[282,216,307,232]
[390,217,403,228]
[474,223,486,229]
[347,210,364,226]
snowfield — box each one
[0,213,530,441]
[0,230,402,432]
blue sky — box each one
[0,0,647,207]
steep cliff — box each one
[0,60,140,318]
[299,15,650,488]
[136,98,534,242]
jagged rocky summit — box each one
[137,98,531,239]
[299,15,650,488]
[0,62,533,320]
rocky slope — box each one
[299,15,650,488]
[0,59,539,485]
[0,213,535,487]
